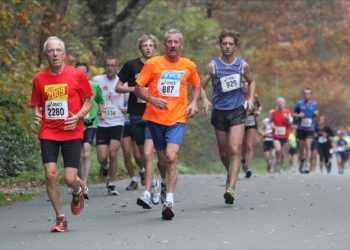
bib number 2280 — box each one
[45,100,68,120]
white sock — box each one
[131,176,138,182]
[73,186,82,194]
[144,191,151,198]
[141,167,145,173]
[166,192,174,204]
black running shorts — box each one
[96,125,124,145]
[40,139,82,168]
[211,106,246,131]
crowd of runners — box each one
[30,29,349,232]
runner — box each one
[75,62,105,199]
[292,87,319,174]
[310,120,320,172]
[316,116,334,173]
[335,128,348,174]
[116,34,163,207]
[288,126,298,171]
[201,30,256,205]
[30,36,93,232]
[258,118,275,173]
[270,97,293,173]
[242,81,262,178]
[134,28,200,220]
[93,57,125,195]
[120,88,144,191]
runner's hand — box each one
[186,102,198,119]
[150,97,167,109]
[99,112,106,120]
[247,98,254,114]
[202,98,212,117]
[33,112,42,126]
[64,111,79,130]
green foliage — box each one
[0,125,40,177]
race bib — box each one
[45,100,68,120]
[104,106,121,119]
[158,70,184,97]
[318,136,327,143]
[220,74,241,92]
[301,118,312,127]
[245,115,256,126]
[137,87,148,103]
[44,83,68,120]
[84,112,90,120]
[275,126,286,136]
[337,146,345,152]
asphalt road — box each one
[1,170,350,250]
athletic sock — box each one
[73,186,82,195]
[131,176,138,182]
[166,192,174,204]
[161,178,166,185]
[144,191,151,198]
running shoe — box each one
[160,183,166,204]
[51,215,68,232]
[71,183,85,215]
[140,170,145,186]
[223,187,235,205]
[162,201,174,220]
[126,181,138,191]
[151,179,161,205]
[107,182,119,196]
[245,169,252,178]
[83,186,89,200]
[136,193,152,209]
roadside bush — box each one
[0,125,40,177]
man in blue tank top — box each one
[201,30,256,205]
[292,87,319,173]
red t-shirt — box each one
[270,108,292,139]
[30,65,93,141]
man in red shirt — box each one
[270,97,293,172]
[30,36,93,232]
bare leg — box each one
[121,136,136,178]
[108,139,121,181]
[143,139,155,193]
[79,143,92,184]
[244,128,256,171]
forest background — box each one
[1,0,350,179]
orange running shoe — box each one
[71,183,85,215]
[51,215,68,232]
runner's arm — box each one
[201,63,213,117]
[64,97,93,130]
[32,106,42,126]
[243,62,256,113]
[134,85,167,109]
[186,85,200,119]
[116,79,134,93]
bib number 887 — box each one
[162,86,174,94]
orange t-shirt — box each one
[136,56,200,126]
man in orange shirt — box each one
[134,28,200,220]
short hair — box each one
[277,97,285,104]
[164,28,183,42]
[105,56,118,65]
[218,30,240,46]
[138,34,159,52]
[75,62,89,72]
[43,36,65,53]
[304,87,312,93]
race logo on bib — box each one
[158,70,185,97]
[44,84,68,120]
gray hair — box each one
[277,97,285,104]
[43,36,65,53]
[164,28,183,42]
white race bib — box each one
[158,71,184,97]
[245,115,256,127]
[137,87,148,103]
[104,106,121,119]
[301,118,312,127]
[275,126,286,136]
[220,74,241,92]
[84,112,90,120]
[45,100,68,120]
[337,146,345,152]
[318,136,327,143]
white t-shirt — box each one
[93,75,125,127]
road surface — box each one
[1,171,350,249]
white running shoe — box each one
[151,179,161,205]
[107,182,119,196]
[137,192,152,209]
